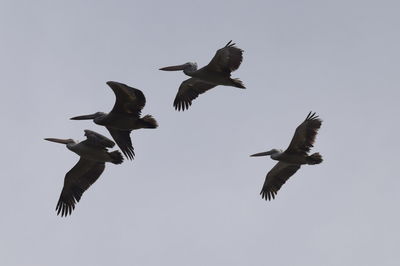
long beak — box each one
[44,138,71,144]
[250,150,274,157]
[70,113,98,120]
[159,64,186,71]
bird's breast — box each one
[278,153,308,165]
[97,114,140,130]
[72,144,111,162]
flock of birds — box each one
[45,41,323,217]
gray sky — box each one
[1,0,399,265]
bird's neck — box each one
[93,114,108,125]
[183,68,195,76]
[183,64,198,76]
[66,142,77,152]
[271,152,283,160]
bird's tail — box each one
[307,153,323,165]
[140,115,158,129]
[109,150,124,164]
[231,78,246,89]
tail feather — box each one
[231,78,246,89]
[109,150,124,164]
[140,115,158,129]
[307,153,323,165]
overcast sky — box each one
[1,1,399,265]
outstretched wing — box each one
[285,112,322,156]
[107,81,146,117]
[260,162,301,201]
[205,40,243,74]
[82,129,115,148]
[173,78,216,111]
[56,159,105,217]
[107,127,134,160]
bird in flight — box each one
[251,112,323,201]
[45,130,124,216]
[160,40,245,111]
[70,81,158,160]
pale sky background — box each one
[1,1,399,265]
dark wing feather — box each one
[285,112,322,156]
[205,40,243,74]
[108,82,146,117]
[107,127,134,160]
[173,78,216,111]
[83,129,115,148]
[56,159,105,217]
[260,162,301,201]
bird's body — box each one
[66,141,116,163]
[185,66,241,87]
[251,112,323,201]
[160,40,245,111]
[45,130,123,217]
[269,151,310,165]
[93,112,151,131]
[71,81,158,160]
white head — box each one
[159,62,198,75]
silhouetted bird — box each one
[160,40,245,111]
[45,130,123,216]
[71,81,158,160]
[251,112,323,200]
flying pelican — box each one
[250,112,323,201]
[45,130,124,217]
[159,40,245,111]
[70,81,158,160]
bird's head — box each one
[159,62,197,75]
